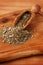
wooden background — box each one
[0,0,43,15]
[0,0,43,65]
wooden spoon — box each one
[14,4,41,29]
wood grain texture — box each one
[0,0,43,65]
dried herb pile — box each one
[0,11,31,44]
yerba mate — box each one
[0,26,31,44]
[16,11,31,28]
[0,11,31,44]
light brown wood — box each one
[0,0,43,65]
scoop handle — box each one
[23,4,41,29]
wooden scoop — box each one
[14,4,41,29]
